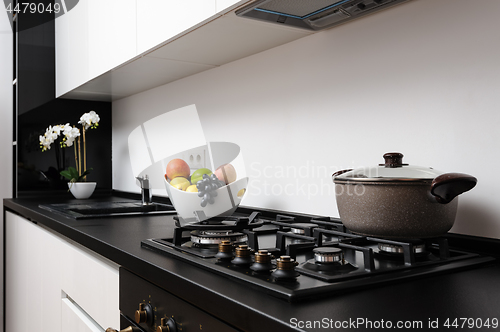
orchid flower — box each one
[39,124,66,151]
[78,110,100,130]
[39,111,100,183]
[61,124,80,148]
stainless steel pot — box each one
[332,152,477,239]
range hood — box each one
[236,0,412,31]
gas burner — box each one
[298,247,358,276]
[378,242,426,254]
[190,230,247,247]
[290,223,318,235]
[174,211,264,231]
[314,247,345,264]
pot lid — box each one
[333,152,444,182]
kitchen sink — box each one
[39,201,176,219]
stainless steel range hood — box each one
[236,0,412,31]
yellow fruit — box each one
[186,185,198,192]
[170,177,190,191]
[237,188,246,198]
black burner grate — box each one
[141,211,495,302]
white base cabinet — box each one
[61,297,105,332]
[5,211,119,332]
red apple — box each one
[166,158,190,180]
[214,163,237,185]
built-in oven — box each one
[107,268,239,332]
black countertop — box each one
[4,195,500,331]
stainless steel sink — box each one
[39,201,176,219]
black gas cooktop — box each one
[142,212,495,302]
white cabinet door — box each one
[87,0,136,79]
[56,0,136,97]
[5,212,62,332]
[61,239,120,330]
[56,0,89,97]
[5,211,119,332]
[61,297,105,332]
[137,0,216,54]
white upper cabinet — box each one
[57,0,315,101]
[56,0,136,97]
[136,0,216,55]
[56,0,89,97]
[87,0,136,79]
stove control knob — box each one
[156,317,177,332]
[250,250,275,273]
[271,256,300,280]
[276,256,298,270]
[215,240,234,260]
[231,245,253,266]
[135,303,153,325]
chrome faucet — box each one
[136,175,153,205]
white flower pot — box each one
[68,182,97,199]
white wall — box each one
[113,0,500,239]
[0,6,13,332]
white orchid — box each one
[39,135,52,151]
[39,124,66,151]
[62,124,80,148]
[39,111,100,183]
[78,110,100,130]
[52,125,63,136]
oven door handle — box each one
[106,327,142,332]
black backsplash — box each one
[18,99,112,195]
[17,99,112,195]
[15,5,112,196]
[17,1,55,115]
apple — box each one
[170,177,190,191]
[166,158,190,180]
[186,184,198,192]
[214,163,237,185]
[190,168,212,185]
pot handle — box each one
[430,173,477,204]
[332,169,353,181]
